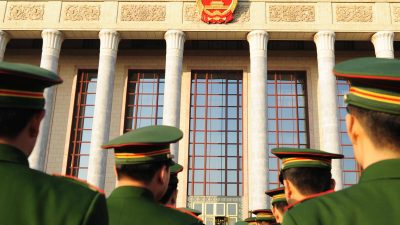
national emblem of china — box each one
[196,0,238,23]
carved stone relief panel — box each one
[269,5,315,22]
[392,6,400,23]
[183,3,249,23]
[7,4,44,21]
[64,5,100,21]
[335,5,373,22]
[120,4,166,21]
[233,4,250,23]
[183,3,200,22]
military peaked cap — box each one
[102,125,183,165]
[244,217,257,224]
[0,61,62,109]
[252,209,275,222]
[334,57,400,115]
[170,162,183,175]
[265,187,287,205]
[271,147,343,171]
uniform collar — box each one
[359,159,400,183]
[0,143,29,166]
[109,186,155,201]
[285,189,334,210]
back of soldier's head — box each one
[265,187,288,214]
[272,201,288,214]
[333,57,400,152]
[282,167,332,195]
[271,147,343,198]
[0,62,62,139]
[115,162,169,184]
[103,125,183,192]
[347,105,400,151]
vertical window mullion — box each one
[203,73,209,196]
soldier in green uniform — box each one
[252,209,276,225]
[159,161,204,224]
[0,61,108,225]
[271,147,343,206]
[265,187,288,224]
[103,125,204,225]
[159,161,183,206]
[282,57,400,225]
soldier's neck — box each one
[354,136,400,170]
[0,135,33,157]
[117,179,150,189]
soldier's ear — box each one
[158,164,170,185]
[272,207,280,222]
[28,110,45,138]
[283,179,292,201]
[346,113,365,147]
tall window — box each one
[267,71,309,189]
[67,70,97,179]
[337,79,360,187]
[124,70,165,132]
[188,71,243,197]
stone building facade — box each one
[1,0,398,224]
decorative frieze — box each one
[64,5,100,21]
[393,7,400,22]
[120,4,166,21]
[269,5,315,22]
[233,5,250,23]
[7,4,44,21]
[336,5,373,22]
[184,4,200,22]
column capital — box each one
[314,31,335,52]
[164,30,185,49]
[164,30,185,59]
[99,29,120,57]
[371,31,394,59]
[41,29,63,58]
[247,30,269,51]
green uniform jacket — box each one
[107,186,204,225]
[282,159,400,225]
[0,144,108,225]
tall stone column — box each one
[0,31,9,61]
[247,30,269,210]
[87,29,120,189]
[163,30,185,160]
[29,29,63,171]
[314,31,342,190]
[371,31,394,59]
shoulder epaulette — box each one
[166,205,204,223]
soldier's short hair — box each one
[282,167,332,195]
[116,161,170,184]
[272,201,288,213]
[347,105,400,150]
[0,108,42,138]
